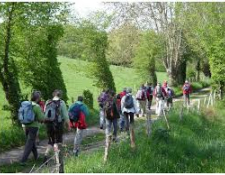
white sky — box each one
[72,1,104,18]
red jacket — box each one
[70,112,87,129]
[182,83,192,95]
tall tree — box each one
[18,2,69,101]
[133,30,164,86]
[0,3,22,123]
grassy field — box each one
[64,104,225,173]
[0,56,167,152]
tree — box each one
[17,2,69,101]
[0,3,22,123]
[133,30,164,86]
[105,2,191,85]
[80,21,116,91]
[107,22,140,66]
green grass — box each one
[0,56,167,152]
[64,106,225,173]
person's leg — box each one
[56,123,64,173]
[73,128,84,156]
[44,124,54,163]
[100,108,104,129]
[158,99,162,117]
[21,127,38,164]
[112,118,118,141]
[187,94,190,106]
[36,129,40,145]
[123,112,130,135]
[129,113,135,148]
[120,113,125,131]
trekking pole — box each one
[163,109,170,129]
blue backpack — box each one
[18,101,35,124]
[68,104,83,122]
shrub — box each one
[83,90,93,109]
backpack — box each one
[183,84,190,92]
[45,100,62,123]
[136,90,146,100]
[18,101,35,124]
[105,99,114,120]
[156,86,163,98]
[167,89,173,98]
[68,103,83,122]
[124,95,134,109]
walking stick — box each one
[163,108,170,129]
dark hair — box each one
[31,91,41,102]
[53,89,62,98]
[77,96,83,102]
[110,91,115,97]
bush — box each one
[83,90,93,109]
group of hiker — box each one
[17,79,192,171]
[18,90,89,172]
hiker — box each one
[19,91,45,166]
[136,84,147,117]
[121,88,139,148]
[153,83,167,117]
[145,82,154,110]
[166,87,175,110]
[44,89,70,173]
[98,90,110,129]
[117,88,127,131]
[182,80,192,107]
[163,80,168,90]
[104,91,120,162]
[68,96,89,157]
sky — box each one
[72,1,105,18]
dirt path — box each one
[0,127,104,166]
[0,87,211,167]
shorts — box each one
[46,122,63,145]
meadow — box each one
[64,104,225,173]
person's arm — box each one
[61,101,71,131]
[34,105,45,123]
[133,96,139,114]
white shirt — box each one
[121,93,139,114]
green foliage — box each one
[107,22,140,66]
[133,30,164,86]
[186,65,196,79]
[83,89,93,109]
[65,108,225,172]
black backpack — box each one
[124,95,134,109]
